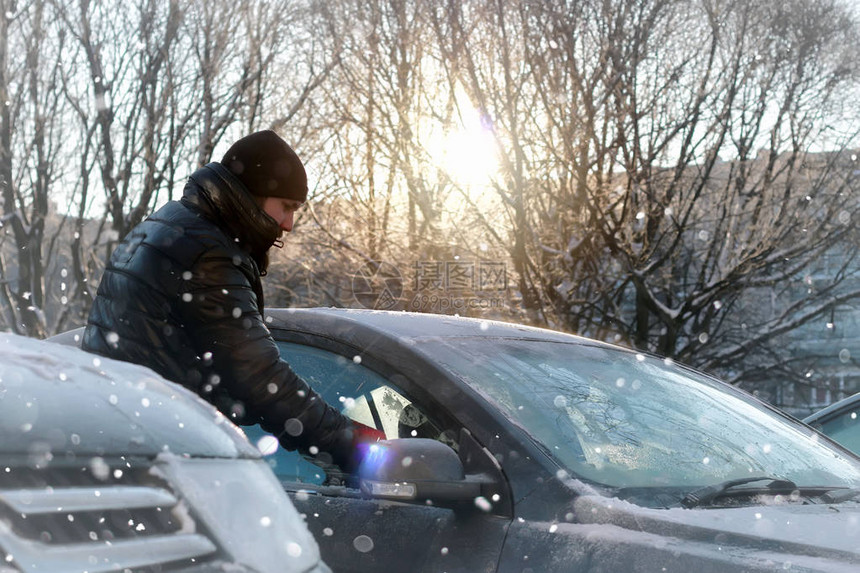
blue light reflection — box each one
[359,442,390,475]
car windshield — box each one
[422,337,860,490]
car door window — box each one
[243,341,444,484]
[818,408,860,454]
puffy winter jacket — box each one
[83,162,354,470]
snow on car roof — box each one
[270,307,597,345]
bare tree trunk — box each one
[0,0,63,338]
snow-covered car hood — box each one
[1,332,257,459]
[0,333,331,573]
[576,494,860,564]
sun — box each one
[427,106,500,189]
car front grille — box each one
[0,460,219,572]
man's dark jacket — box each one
[83,162,354,469]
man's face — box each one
[261,197,304,233]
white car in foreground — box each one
[0,332,330,573]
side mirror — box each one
[357,432,510,514]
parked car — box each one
[55,310,860,572]
[804,392,860,455]
[4,331,330,573]
[254,308,860,573]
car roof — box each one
[269,307,611,346]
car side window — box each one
[818,409,860,454]
[243,341,445,485]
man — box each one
[84,130,376,477]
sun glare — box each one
[427,108,499,189]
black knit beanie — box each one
[220,130,308,202]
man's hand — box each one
[349,420,386,478]
[313,421,386,487]
[352,420,386,447]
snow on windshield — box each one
[423,337,860,489]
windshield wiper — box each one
[681,476,797,508]
[820,488,860,504]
